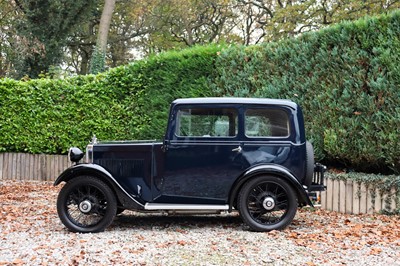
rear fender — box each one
[54,164,144,210]
[229,164,312,211]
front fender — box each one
[54,163,144,210]
[229,164,312,211]
[54,163,113,185]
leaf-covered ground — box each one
[0,181,399,265]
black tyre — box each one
[238,175,298,231]
[56,176,117,233]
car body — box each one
[55,97,325,233]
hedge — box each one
[212,11,400,173]
[0,76,132,153]
[0,45,221,153]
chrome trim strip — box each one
[169,140,299,145]
[94,140,160,145]
[170,141,241,146]
[145,203,229,211]
[86,144,93,163]
[242,142,292,146]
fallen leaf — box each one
[369,247,382,255]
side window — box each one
[245,109,289,137]
[176,108,238,137]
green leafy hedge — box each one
[123,46,220,139]
[0,45,221,153]
[213,11,400,173]
[0,76,132,153]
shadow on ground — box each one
[110,211,244,231]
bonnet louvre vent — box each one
[96,159,145,178]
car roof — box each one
[172,97,298,109]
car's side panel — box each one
[154,140,243,204]
[92,143,158,202]
[241,142,307,184]
[54,164,145,210]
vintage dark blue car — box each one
[55,98,325,233]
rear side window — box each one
[245,109,289,137]
[176,108,238,138]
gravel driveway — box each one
[1,181,399,265]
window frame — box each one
[174,107,239,139]
[244,107,291,139]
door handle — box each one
[232,146,242,153]
[162,139,169,152]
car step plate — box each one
[145,203,229,211]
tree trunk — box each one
[97,0,116,54]
[90,0,116,74]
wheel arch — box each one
[229,164,312,211]
[54,164,144,210]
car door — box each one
[241,107,293,167]
[156,105,244,204]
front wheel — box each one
[56,176,117,233]
[238,175,298,231]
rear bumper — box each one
[309,163,327,192]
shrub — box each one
[0,76,133,153]
[0,45,222,153]
[212,11,400,173]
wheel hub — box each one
[262,197,275,211]
[79,200,93,213]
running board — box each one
[144,203,229,211]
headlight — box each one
[69,147,84,163]
[86,144,93,163]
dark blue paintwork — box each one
[56,97,313,209]
[157,98,308,205]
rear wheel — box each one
[57,176,117,233]
[238,175,297,231]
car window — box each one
[176,108,238,137]
[245,108,289,137]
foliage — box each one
[234,0,400,42]
[90,48,106,74]
[0,1,19,77]
[212,11,400,173]
[148,0,235,47]
[123,45,222,139]
[12,0,98,78]
[0,76,131,153]
[3,0,399,77]
[0,45,221,153]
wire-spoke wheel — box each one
[57,176,117,233]
[238,175,297,231]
